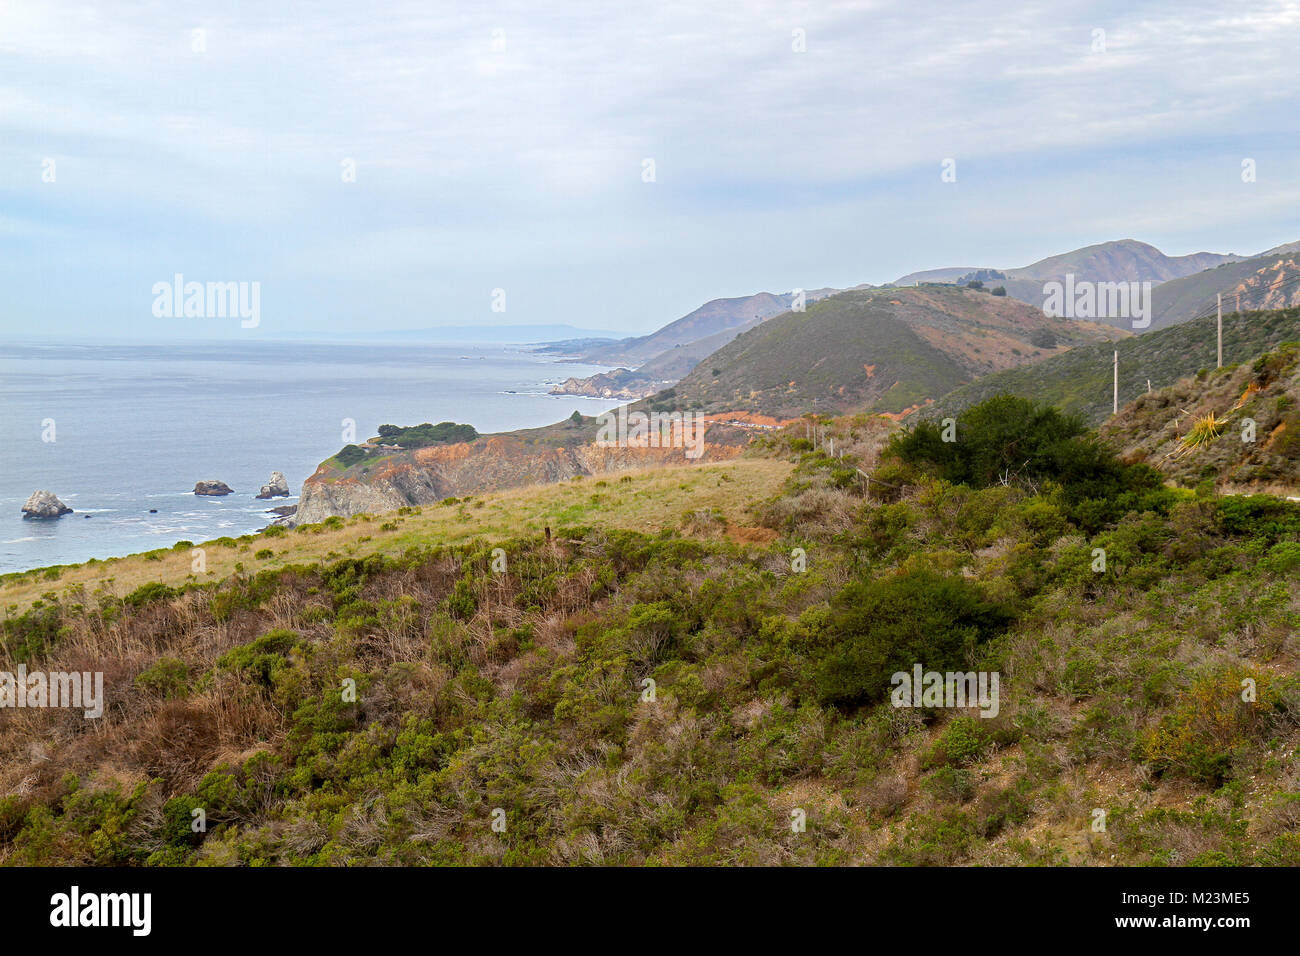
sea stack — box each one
[22,490,73,518]
[193,480,234,496]
[255,471,291,499]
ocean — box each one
[0,340,621,574]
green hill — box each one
[653,286,1120,418]
[921,307,1300,426]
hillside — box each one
[654,286,1122,418]
[4,396,1299,867]
[1148,253,1300,331]
[922,306,1300,426]
[1101,344,1300,496]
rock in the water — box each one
[21,490,72,518]
[255,471,291,499]
[193,480,234,496]
[266,504,297,517]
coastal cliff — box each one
[293,428,746,524]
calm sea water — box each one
[0,340,620,573]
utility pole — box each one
[1113,350,1118,415]
[1217,293,1223,369]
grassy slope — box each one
[0,459,791,615]
[923,307,1300,427]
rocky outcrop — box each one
[256,471,291,499]
[21,490,72,518]
[193,480,234,496]
[292,431,746,525]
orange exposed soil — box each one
[701,410,800,428]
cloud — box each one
[1,0,1298,334]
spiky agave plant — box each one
[1172,410,1230,460]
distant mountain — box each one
[578,288,857,367]
[920,306,1300,427]
[643,286,1122,419]
[1259,240,1300,256]
[1005,239,1237,282]
[891,239,1242,322]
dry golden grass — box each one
[0,458,792,615]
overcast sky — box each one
[2,0,1299,339]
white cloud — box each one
[1,0,1299,333]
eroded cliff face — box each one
[292,433,745,524]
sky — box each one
[2,0,1299,340]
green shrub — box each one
[0,602,64,661]
[123,581,176,608]
[922,766,976,802]
[889,395,1090,487]
[376,421,478,448]
[1215,495,1300,541]
[1142,666,1290,784]
[888,395,1166,532]
[135,657,190,699]
[1262,540,1300,573]
[813,569,1012,707]
[217,629,304,688]
[333,445,368,468]
[921,716,992,768]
